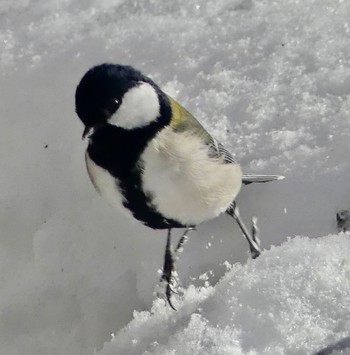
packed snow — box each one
[0,0,350,354]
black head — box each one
[75,64,144,127]
[75,63,171,134]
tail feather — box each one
[242,174,285,185]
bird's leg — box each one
[160,228,177,310]
[159,227,196,310]
[175,227,196,256]
[227,202,261,259]
[251,216,260,246]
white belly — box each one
[141,127,242,225]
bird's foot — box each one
[156,227,195,310]
[160,269,179,311]
[158,229,178,310]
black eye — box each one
[104,98,121,117]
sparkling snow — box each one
[0,0,350,354]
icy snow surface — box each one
[1,0,350,354]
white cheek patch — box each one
[109,82,160,129]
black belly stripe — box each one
[87,124,186,229]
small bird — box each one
[75,63,284,309]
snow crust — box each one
[1,0,350,354]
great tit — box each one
[75,63,284,309]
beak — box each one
[82,126,94,140]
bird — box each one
[75,63,284,309]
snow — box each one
[0,0,350,354]
[98,234,350,355]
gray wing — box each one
[167,95,285,182]
[167,95,236,164]
[208,137,237,164]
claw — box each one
[165,283,177,310]
[160,274,177,310]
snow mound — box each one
[98,234,350,355]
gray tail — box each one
[242,174,285,185]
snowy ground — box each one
[99,234,350,355]
[1,0,350,354]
